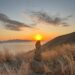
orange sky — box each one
[0,26,58,41]
[0,24,75,41]
[0,30,56,41]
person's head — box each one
[35,40,41,49]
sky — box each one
[0,0,75,40]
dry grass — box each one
[0,43,75,75]
[42,43,75,75]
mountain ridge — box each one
[0,39,32,43]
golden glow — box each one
[0,28,57,41]
[34,34,43,41]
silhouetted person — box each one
[30,40,51,75]
[35,40,41,49]
[30,41,45,73]
[34,40,42,61]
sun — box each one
[34,34,43,41]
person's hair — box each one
[35,41,41,49]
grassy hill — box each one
[42,32,75,50]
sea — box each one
[0,41,46,55]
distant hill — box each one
[43,32,75,50]
[0,39,32,43]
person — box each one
[30,40,51,75]
[35,40,41,50]
[34,40,42,61]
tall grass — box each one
[42,43,75,75]
[0,43,75,75]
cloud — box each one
[28,11,72,26]
[0,13,32,31]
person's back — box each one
[30,41,45,73]
[34,41,42,61]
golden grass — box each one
[42,43,75,75]
[0,43,75,75]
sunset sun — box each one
[34,34,43,41]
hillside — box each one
[23,32,75,61]
[25,32,75,59]
[21,32,75,75]
[42,32,75,50]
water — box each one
[0,42,35,54]
[0,41,47,55]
